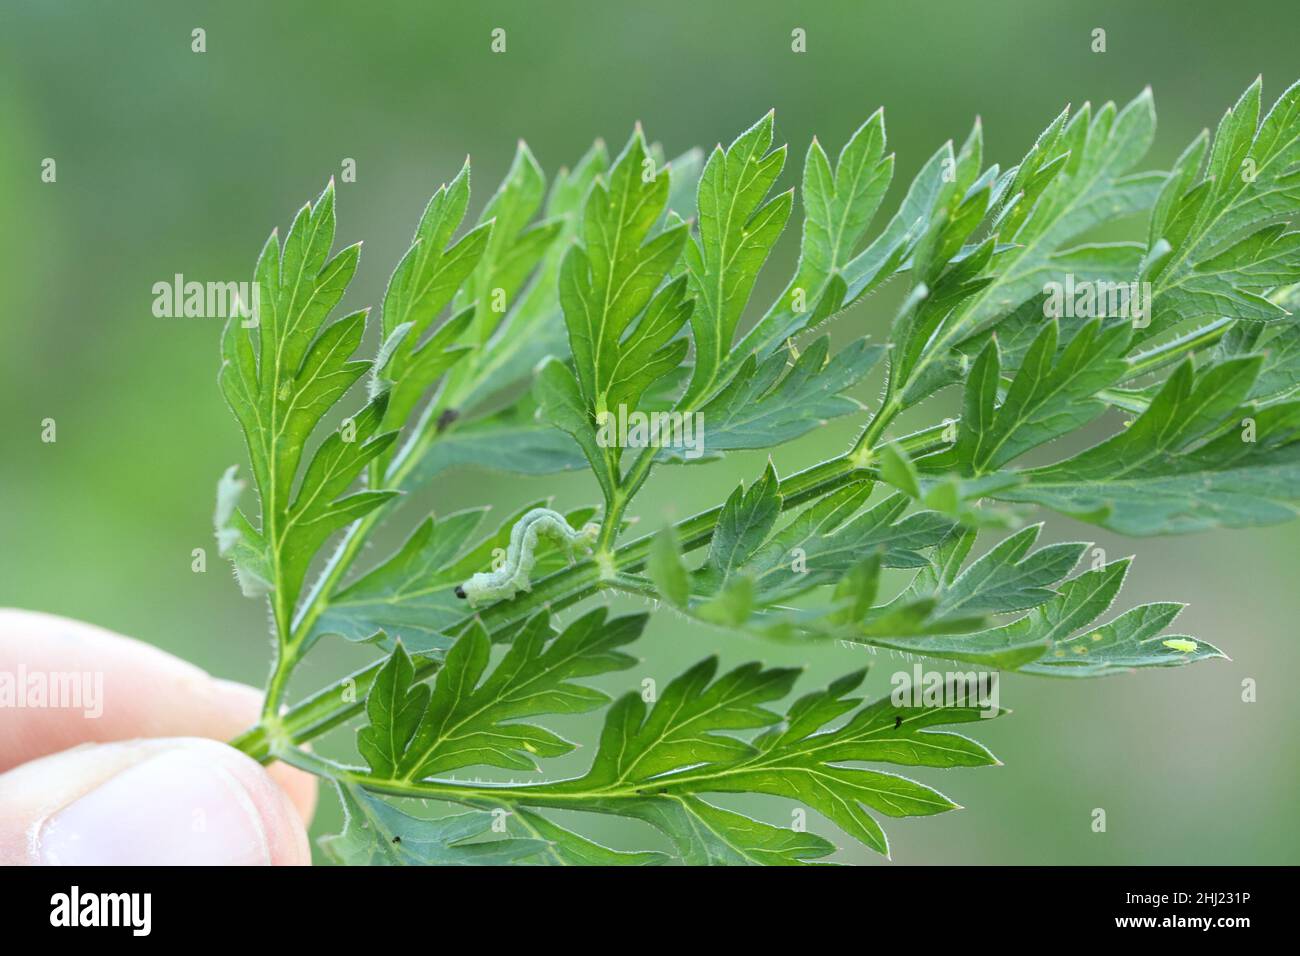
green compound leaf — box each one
[677,675,997,857]
[509,809,669,866]
[702,461,785,585]
[632,468,1214,678]
[341,609,1003,862]
[644,465,959,634]
[458,141,553,347]
[534,656,997,861]
[880,92,1163,410]
[682,111,793,402]
[222,81,1300,866]
[1145,79,1300,339]
[997,357,1300,533]
[881,554,1224,675]
[929,523,1085,618]
[667,335,885,459]
[1019,605,1225,676]
[373,160,492,449]
[785,111,895,318]
[953,90,1161,345]
[321,783,545,866]
[358,609,643,781]
[399,396,587,489]
[941,319,1131,474]
[560,127,690,420]
[611,796,836,866]
[579,657,803,788]
[449,142,610,410]
[217,180,398,614]
[728,113,931,375]
[372,148,605,492]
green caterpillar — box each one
[455,508,598,606]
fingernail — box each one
[38,748,273,865]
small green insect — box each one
[455,508,598,606]
[1162,638,1199,653]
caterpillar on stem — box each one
[455,508,599,606]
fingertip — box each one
[1,738,311,866]
[0,609,318,827]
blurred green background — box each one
[2,0,1297,864]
